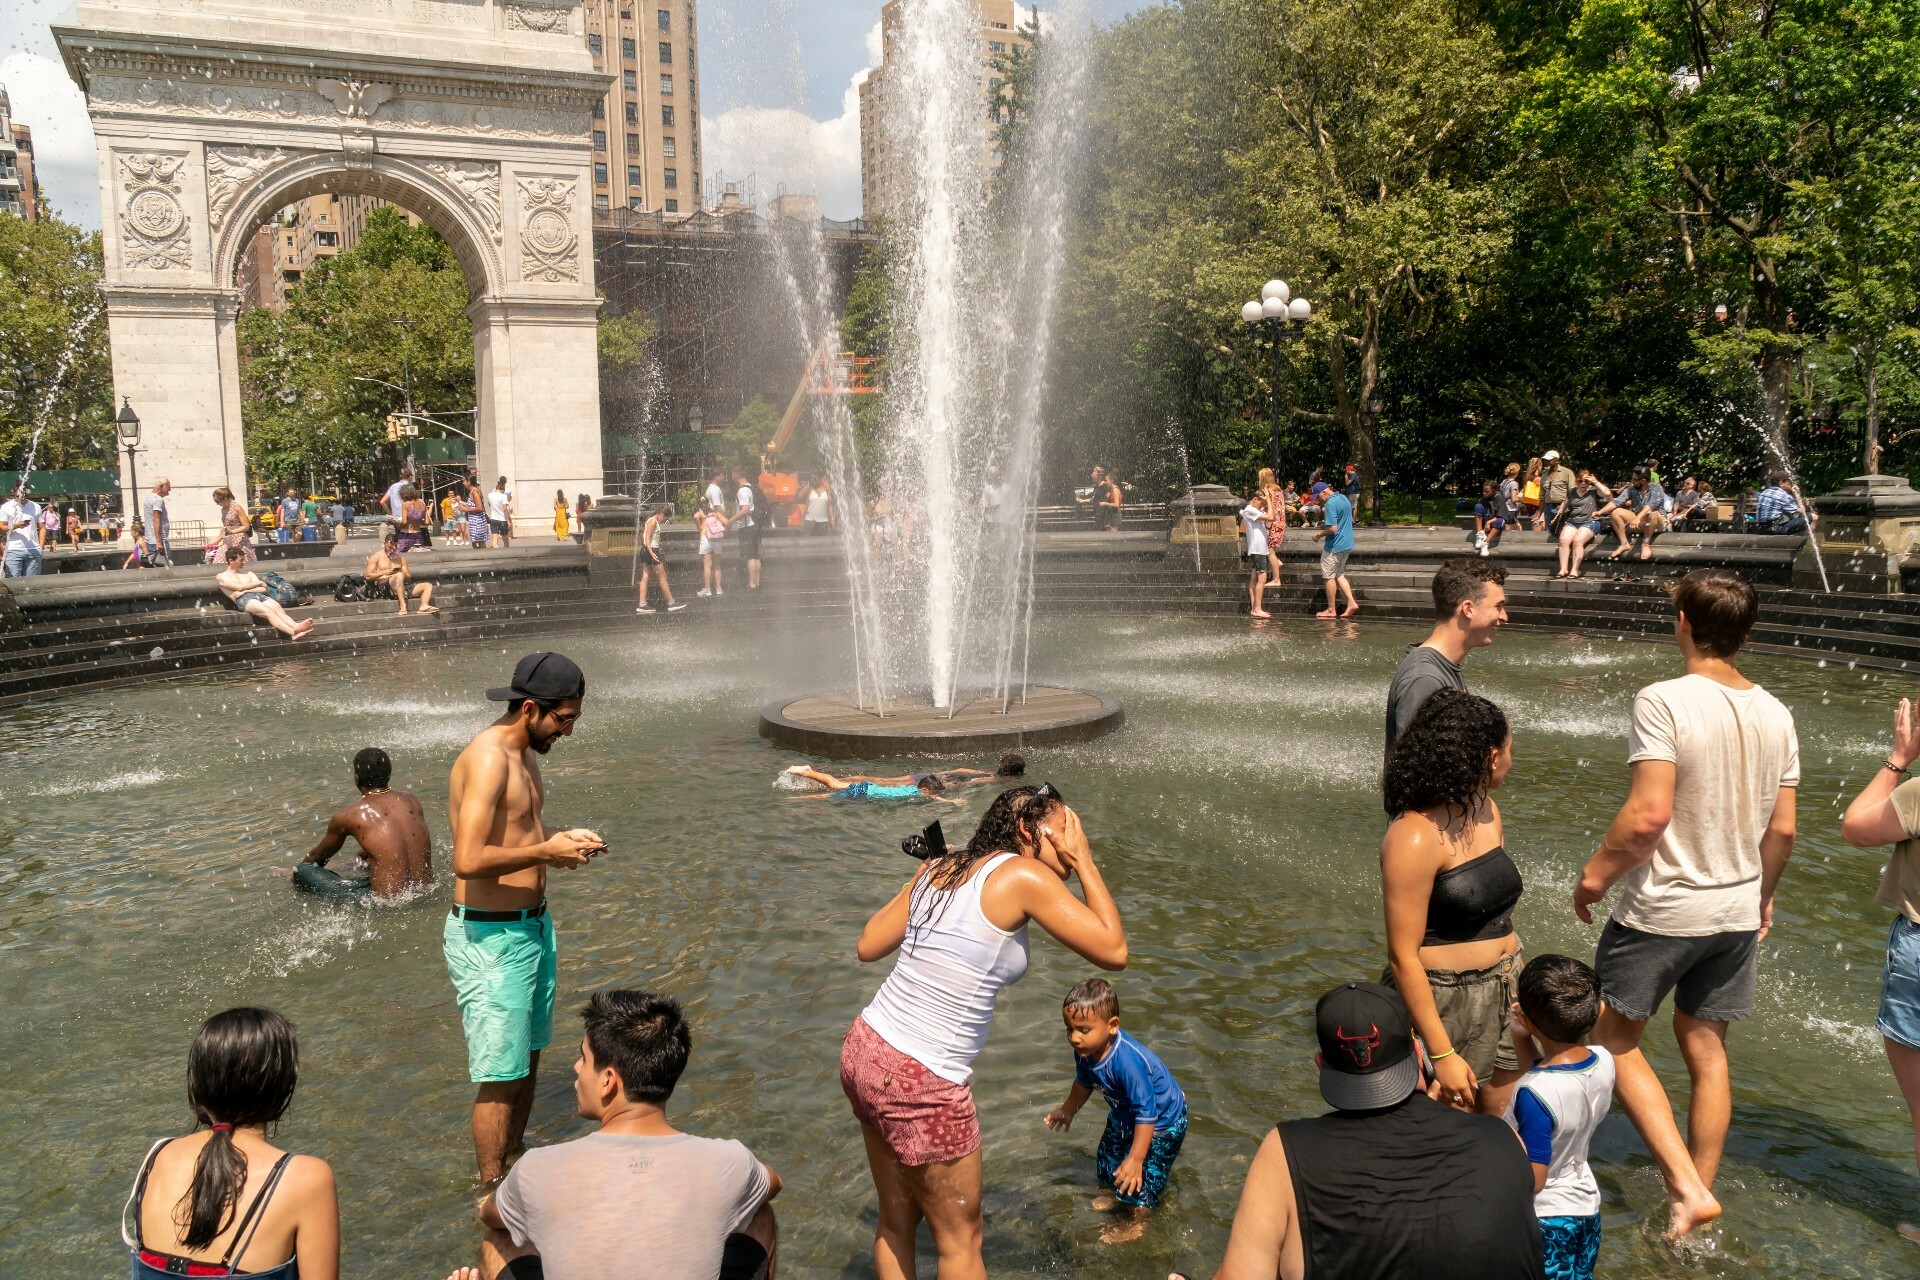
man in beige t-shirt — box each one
[1573,569,1798,1240]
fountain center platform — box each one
[759,685,1122,758]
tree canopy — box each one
[0,211,112,476]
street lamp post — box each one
[1239,279,1312,473]
[114,398,141,548]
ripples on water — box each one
[0,618,1913,1277]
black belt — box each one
[450,901,548,923]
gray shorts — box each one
[1594,918,1758,1023]
[1319,549,1351,579]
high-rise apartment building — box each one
[858,0,1028,222]
[581,0,704,217]
[233,194,420,311]
[0,86,40,222]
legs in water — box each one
[1885,1037,1920,1240]
[1673,1011,1732,1187]
[858,1122,985,1280]
[471,1049,541,1185]
[1592,1007,1721,1238]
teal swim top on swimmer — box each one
[839,782,921,800]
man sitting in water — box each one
[215,546,314,639]
[784,753,1024,797]
[294,747,434,899]
[784,765,960,803]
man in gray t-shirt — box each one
[473,991,780,1280]
[1384,558,1508,757]
[140,479,172,565]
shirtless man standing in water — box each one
[295,747,433,898]
[445,651,605,1184]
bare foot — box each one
[1100,1209,1149,1245]
[1091,1193,1118,1212]
[1250,610,1271,619]
[1341,605,1360,617]
[446,1269,482,1280]
[1638,547,1654,561]
[1898,1222,1920,1244]
[1607,547,1629,560]
[419,605,439,614]
[1314,609,1338,619]
[1663,1190,1722,1240]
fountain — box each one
[758,0,1123,756]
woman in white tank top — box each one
[841,786,1127,1280]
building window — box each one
[621,37,636,58]
[629,195,643,210]
[316,231,338,247]
[624,69,637,90]
[990,40,1006,53]
[661,136,676,157]
[593,129,607,151]
[627,165,641,185]
[665,198,678,212]
[657,8,670,29]
[627,133,641,152]
[594,162,609,184]
[596,193,610,210]
[660,74,673,95]
[664,167,677,189]
[659,41,672,63]
[624,101,638,124]
[593,100,605,119]
[588,33,602,54]
[661,105,674,126]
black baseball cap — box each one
[486,652,586,703]
[1315,981,1419,1111]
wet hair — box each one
[178,1009,300,1249]
[653,504,673,520]
[1668,568,1758,658]
[1431,557,1506,619]
[1063,977,1119,1022]
[581,989,689,1104]
[1383,689,1510,818]
[916,773,947,795]
[913,785,1061,931]
[353,747,391,790]
[1517,954,1602,1045]
[997,752,1025,777]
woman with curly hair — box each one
[1381,688,1525,1115]
[844,785,1127,1278]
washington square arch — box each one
[53,0,609,530]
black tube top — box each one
[1423,847,1523,946]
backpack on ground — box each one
[260,570,311,607]
[333,573,369,602]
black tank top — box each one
[1423,847,1523,946]
[1278,1096,1544,1280]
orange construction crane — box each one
[766,340,882,462]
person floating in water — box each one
[783,765,963,804]
[293,748,434,901]
[783,753,1025,800]
[1044,977,1188,1244]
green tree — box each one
[0,211,112,475]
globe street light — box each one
[1240,279,1312,472]
[114,398,142,547]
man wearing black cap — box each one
[445,651,606,1184]
[1189,982,1543,1280]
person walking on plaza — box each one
[0,488,43,577]
[636,505,686,614]
[553,490,571,543]
[446,652,606,1185]
[1572,568,1797,1239]
[844,785,1127,1280]
[123,1008,339,1280]
[1257,466,1286,582]
[299,493,319,542]
[278,488,300,545]
[1384,558,1506,754]
[1840,694,1920,1242]
[733,467,763,590]
[1518,457,1543,529]
[464,479,491,549]
[214,487,256,564]
[64,505,83,549]
[1175,982,1544,1280]
[1540,450,1575,530]
[486,477,514,548]
[1311,483,1358,618]
[1242,491,1273,619]
[141,478,172,566]
[385,466,414,526]
[804,473,834,535]
[697,497,730,597]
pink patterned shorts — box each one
[840,1016,980,1167]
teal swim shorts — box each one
[443,910,558,1083]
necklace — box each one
[362,787,391,797]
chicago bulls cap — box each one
[1315,981,1419,1111]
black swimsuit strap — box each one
[218,1152,294,1270]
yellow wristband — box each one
[1429,1047,1456,1062]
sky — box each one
[0,0,1138,231]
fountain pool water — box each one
[3,617,1914,1278]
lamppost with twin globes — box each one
[1239,279,1312,473]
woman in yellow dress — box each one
[552,489,570,542]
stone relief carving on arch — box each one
[422,160,501,243]
[117,151,193,272]
[504,4,572,33]
[87,74,581,141]
[205,146,301,231]
[518,177,579,283]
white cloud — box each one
[0,51,98,228]
[700,21,879,224]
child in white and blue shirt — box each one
[1506,954,1616,1280]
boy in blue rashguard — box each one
[1045,978,1188,1244]
[1505,954,1616,1280]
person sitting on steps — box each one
[215,546,313,639]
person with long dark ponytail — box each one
[843,785,1127,1279]
[1381,689,1526,1117]
[123,1008,338,1279]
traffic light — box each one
[385,414,405,442]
